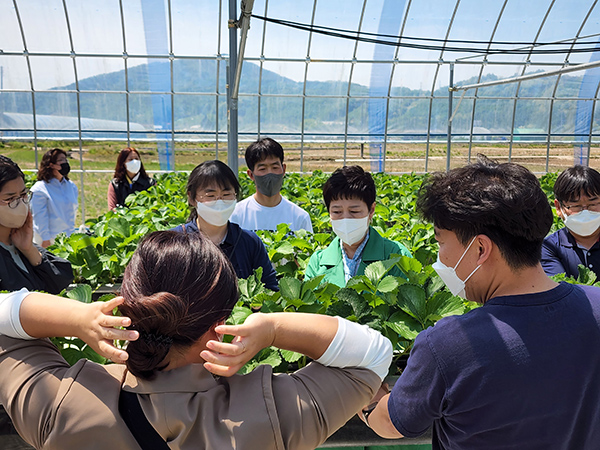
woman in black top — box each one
[172,160,279,291]
[107,147,156,210]
[0,156,73,294]
[0,155,73,449]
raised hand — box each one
[201,313,274,377]
[76,297,139,363]
[10,210,34,253]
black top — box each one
[542,227,600,278]
[0,244,73,294]
[173,221,279,291]
[111,175,156,208]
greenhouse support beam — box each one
[231,0,255,101]
[451,59,600,92]
[447,63,454,172]
[227,0,239,175]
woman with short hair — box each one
[305,165,412,286]
[173,159,279,291]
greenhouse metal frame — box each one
[1,0,600,217]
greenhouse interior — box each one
[2,0,600,218]
[1,0,600,449]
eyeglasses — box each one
[197,192,237,202]
[561,201,600,213]
[0,191,32,209]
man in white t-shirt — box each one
[230,138,313,233]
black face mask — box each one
[254,172,284,197]
[58,162,71,176]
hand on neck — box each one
[253,191,282,208]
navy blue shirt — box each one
[173,221,279,291]
[542,227,600,278]
[388,282,600,449]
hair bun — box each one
[120,291,189,380]
[117,230,239,380]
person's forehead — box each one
[433,227,457,240]
[565,193,599,203]
[255,155,282,167]
[200,184,234,192]
[330,197,367,208]
[0,177,26,196]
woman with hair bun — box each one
[0,230,392,450]
[107,147,155,210]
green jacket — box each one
[305,227,412,287]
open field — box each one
[1,139,598,221]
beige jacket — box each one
[0,336,380,450]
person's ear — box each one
[554,199,565,220]
[368,202,376,221]
[187,192,195,207]
[247,169,255,182]
[475,234,493,266]
[281,163,286,175]
[211,320,226,341]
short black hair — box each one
[554,165,600,204]
[186,160,240,221]
[244,138,284,171]
[0,155,25,192]
[322,165,376,210]
[417,155,553,269]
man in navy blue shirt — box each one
[363,156,600,449]
[542,165,600,279]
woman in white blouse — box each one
[30,148,78,248]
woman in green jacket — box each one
[305,166,411,287]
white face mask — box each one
[563,209,600,237]
[196,199,236,227]
[0,201,29,229]
[125,159,142,175]
[432,236,481,299]
[331,216,370,246]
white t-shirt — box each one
[230,195,313,233]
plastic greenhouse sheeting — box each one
[0,0,599,170]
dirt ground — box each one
[268,142,599,175]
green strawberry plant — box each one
[48,168,576,375]
[234,256,475,375]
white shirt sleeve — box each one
[316,317,393,381]
[0,289,34,339]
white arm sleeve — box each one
[315,317,393,381]
[0,288,34,339]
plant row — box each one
[46,170,582,372]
